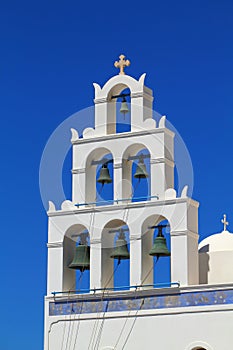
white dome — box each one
[199,230,233,253]
[199,215,233,285]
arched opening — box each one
[122,144,151,202]
[132,149,150,202]
[63,224,90,292]
[187,342,211,350]
[116,88,131,133]
[101,219,130,290]
[96,154,113,205]
[141,215,171,287]
[107,84,131,135]
[86,147,113,205]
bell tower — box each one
[44,55,199,350]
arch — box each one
[106,84,132,135]
[85,147,114,204]
[122,143,151,201]
[63,224,90,292]
[186,341,212,350]
[101,219,130,290]
[141,214,171,286]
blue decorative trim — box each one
[49,289,233,316]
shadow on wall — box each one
[199,244,210,284]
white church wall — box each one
[45,295,233,350]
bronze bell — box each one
[110,230,130,262]
[149,225,170,259]
[120,97,130,116]
[69,244,90,271]
[97,164,112,185]
[134,156,149,180]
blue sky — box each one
[1,0,233,349]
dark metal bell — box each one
[149,226,170,259]
[110,231,130,261]
[120,97,130,116]
[69,244,90,271]
[97,164,112,185]
[134,157,149,180]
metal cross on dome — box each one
[221,214,229,231]
[114,54,130,75]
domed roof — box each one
[199,215,233,253]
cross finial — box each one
[114,54,130,75]
[221,214,229,231]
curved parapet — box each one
[159,115,166,128]
[82,127,97,138]
[70,128,79,142]
[61,200,77,211]
[181,185,188,198]
[47,200,56,213]
[165,188,177,200]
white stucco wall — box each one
[44,286,233,350]
[199,230,233,284]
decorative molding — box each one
[131,92,154,102]
[150,158,174,167]
[94,97,108,104]
[170,230,198,239]
[72,128,175,145]
[113,163,122,169]
[130,235,141,241]
[72,168,86,174]
[47,241,63,248]
[90,238,101,245]
[48,197,198,217]
[49,288,233,316]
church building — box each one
[44,55,233,350]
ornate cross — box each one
[221,214,229,231]
[114,54,130,75]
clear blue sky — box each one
[1,0,233,349]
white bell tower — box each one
[44,55,200,350]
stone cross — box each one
[221,214,229,231]
[114,54,130,75]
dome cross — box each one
[221,214,229,231]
